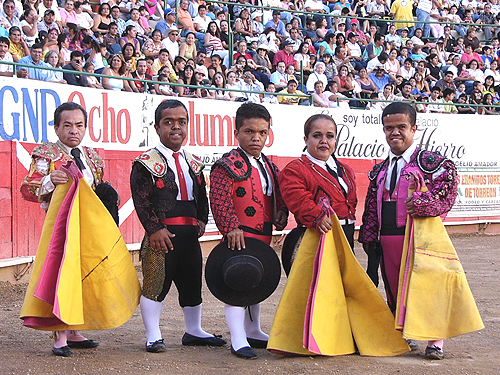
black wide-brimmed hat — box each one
[281,226,306,277]
[205,237,281,306]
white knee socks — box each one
[244,303,268,341]
[224,304,249,351]
[140,295,164,344]
[183,304,212,338]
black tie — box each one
[254,157,270,195]
[71,148,86,171]
[389,156,401,198]
[326,164,347,196]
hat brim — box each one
[281,226,306,276]
[205,237,281,306]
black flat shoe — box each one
[231,346,257,359]
[146,339,166,353]
[246,337,268,349]
[52,346,73,357]
[67,339,99,349]
[182,333,226,346]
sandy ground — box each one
[0,235,499,375]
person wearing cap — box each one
[38,9,60,33]
[210,102,288,359]
[252,11,264,35]
[264,10,287,40]
[273,38,295,69]
[389,0,414,35]
[253,43,272,75]
[131,100,226,354]
[368,61,394,92]
[155,8,178,38]
[39,0,63,29]
[161,26,180,61]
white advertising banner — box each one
[1,78,499,218]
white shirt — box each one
[0,52,13,73]
[156,143,194,201]
[385,141,417,193]
[240,147,273,196]
[193,15,210,33]
[162,37,179,59]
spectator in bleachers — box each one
[38,0,62,31]
[464,27,482,52]
[427,85,444,112]
[57,32,70,62]
[294,41,311,75]
[119,25,140,55]
[17,42,52,80]
[92,3,111,34]
[110,6,126,36]
[484,59,500,86]
[142,28,162,58]
[234,7,254,42]
[273,38,295,68]
[426,53,442,84]
[121,42,136,69]
[125,8,148,44]
[0,0,21,29]
[207,71,234,100]
[467,59,485,83]
[204,21,228,61]
[161,27,179,62]
[311,80,331,107]
[179,31,197,60]
[176,64,199,97]
[389,0,414,35]
[207,53,226,80]
[478,3,498,40]
[60,0,77,28]
[481,93,499,114]
[156,73,177,95]
[38,9,60,34]
[435,70,457,92]
[225,70,243,99]
[120,55,139,92]
[238,68,264,102]
[367,0,389,35]
[152,48,173,76]
[155,8,177,38]
[177,0,196,35]
[306,60,327,92]
[369,63,393,92]
[334,64,355,96]
[20,9,39,47]
[265,10,287,40]
[396,80,416,102]
[82,61,101,88]
[270,60,288,89]
[0,36,14,77]
[172,55,186,77]
[102,54,125,90]
[252,11,264,35]
[62,50,89,86]
[143,0,162,20]
[66,22,82,51]
[441,87,458,113]
[363,33,384,61]
[332,45,354,73]
[103,22,120,51]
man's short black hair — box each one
[235,102,271,130]
[0,36,10,47]
[443,88,454,97]
[444,70,454,76]
[31,43,43,50]
[432,85,441,92]
[70,50,84,59]
[54,102,88,128]
[154,100,188,127]
[382,102,416,128]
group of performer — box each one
[20,99,483,360]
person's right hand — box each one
[50,170,69,185]
[149,228,175,252]
[227,227,245,251]
[317,215,332,234]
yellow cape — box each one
[20,171,141,331]
[268,215,409,356]
[395,188,484,340]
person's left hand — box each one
[197,220,206,237]
[274,209,288,231]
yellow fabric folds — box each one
[268,215,409,356]
[395,209,484,341]
[20,176,141,331]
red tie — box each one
[173,152,188,200]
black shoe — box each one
[231,346,257,359]
[247,337,268,349]
[67,339,99,349]
[146,339,166,353]
[182,333,226,346]
[425,346,445,360]
[406,339,419,351]
[52,346,73,357]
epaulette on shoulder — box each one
[83,146,105,169]
[134,148,167,177]
[417,150,448,174]
[185,151,204,175]
[212,149,251,181]
[368,159,389,181]
[32,142,62,161]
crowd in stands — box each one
[0,0,499,113]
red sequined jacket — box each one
[278,155,357,229]
[209,148,287,236]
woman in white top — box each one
[294,41,312,75]
[484,60,500,86]
[312,80,331,108]
[102,54,125,91]
[384,49,401,81]
[20,9,38,47]
[208,71,234,100]
[467,59,485,83]
[306,62,328,93]
[400,58,416,80]
[204,21,228,60]
[44,50,66,84]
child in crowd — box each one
[84,62,102,89]
[262,82,279,104]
